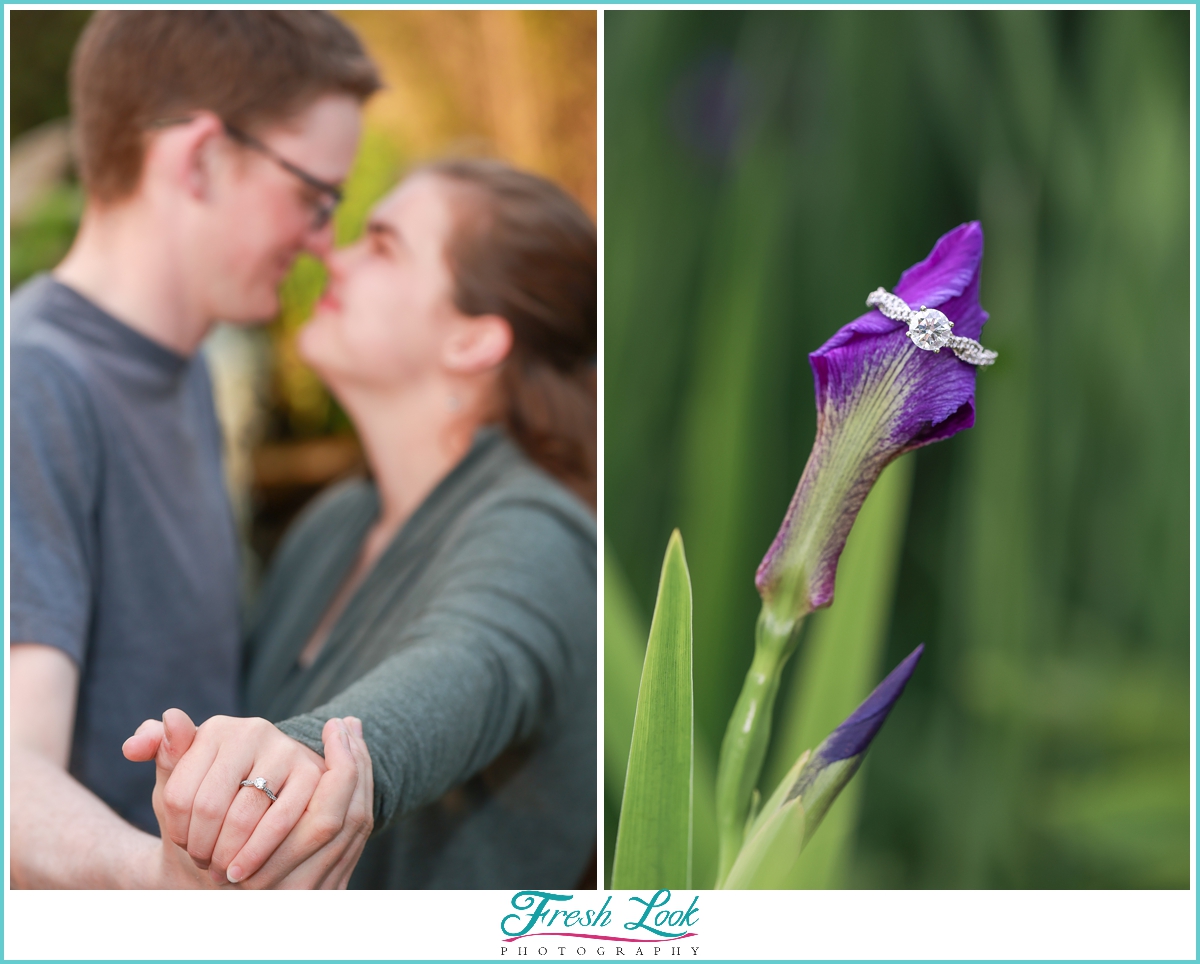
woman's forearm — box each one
[275,633,548,830]
[271,501,595,833]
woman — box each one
[127,159,596,888]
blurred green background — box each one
[605,10,1190,888]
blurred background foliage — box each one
[10,10,93,141]
[10,9,596,564]
[605,10,1189,888]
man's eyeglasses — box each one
[222,122,343,231]
[148,116,344,231]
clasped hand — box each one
[123,709,373,888]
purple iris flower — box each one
[775,644,924,859]
[788,643,924,801]
[721,645,925,887]
[756,223,988,626]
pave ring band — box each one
[240,777,278,802]
[866,288,997,367]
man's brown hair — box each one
[70,11,381,202]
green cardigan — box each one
[243,430,596,888]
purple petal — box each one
[895,222,984,318]
[810,221,987,431]
[781,645,924,812]
[810,322,979,451]
[756,224,987,619]
[818,644,924,762]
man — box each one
[11,11,380,887]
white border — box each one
[2,889,1196,959]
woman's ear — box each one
[443,314,513,374]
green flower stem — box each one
[714,607,802,886]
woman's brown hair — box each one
[426,159,597,508]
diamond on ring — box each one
[866,287,997,367]
[240,776,278,802]
[908,307,954,352]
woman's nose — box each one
[325,236,370,274]
[320,244,355,285]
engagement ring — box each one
[240,776,278,802]
[866,288,997,367]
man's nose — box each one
[303,219,336,259]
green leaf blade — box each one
[611,529,694,889]
[722,797,807,890]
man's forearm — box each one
[11,745,159,889]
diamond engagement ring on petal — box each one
[240,777,278,802]
[866,287,997,367]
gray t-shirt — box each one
[11,275,241,835]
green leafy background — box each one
[604,10,1190,888]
